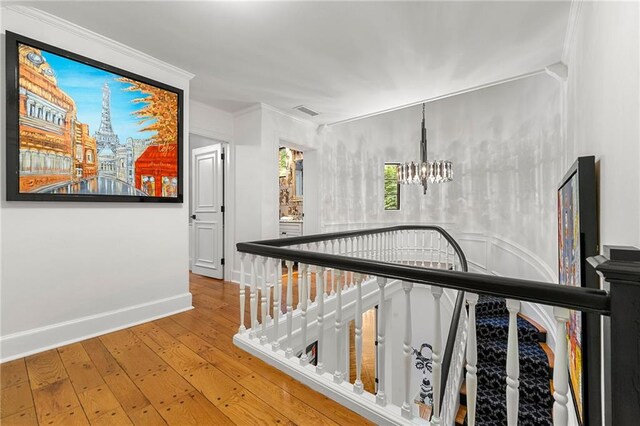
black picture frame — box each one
[5,31,184,203]
[557,155,600,426]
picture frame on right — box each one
[557,155,599,425]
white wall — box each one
[0,8,194,361]
[564,1,640,250]
[323,74,562,272]
[321,73,563,342]
[563,3,639,425]
[190,100,234,142]
[230,105,319,282]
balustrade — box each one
[233,226,625,426]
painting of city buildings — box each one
[15,41,180,198]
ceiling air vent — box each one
[293,105,319,117]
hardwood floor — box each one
[0,273,372,425]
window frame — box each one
[383,162,401,211]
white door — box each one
[191,144,224,279]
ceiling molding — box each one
[561,0,583,64]
[545,62,568,82]
[189,126,232,144]
[3,5,195,80]
[327,68,547,127]
[232,103,262,119]
[259,103,317,128]
[233,103,316,128]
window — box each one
[384,163,400,210]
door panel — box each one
[191,144,224,279]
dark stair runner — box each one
[457,295,554,426]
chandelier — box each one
[397,103,453,194]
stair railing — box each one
[236,225,466,424]
[235,227,639,426]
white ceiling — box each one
[9,1,570,125]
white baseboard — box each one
[0,292,193,362]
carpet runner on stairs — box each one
[457,295,554,426]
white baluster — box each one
[438,233,443,267]
[323,241,330,296]
[353,274,363,394]
[384,232,388,262]
[430,231,434,267]
[553,307,570,426]
[414,229,418,265]
[265,270,272,322]
[376,276,387,406]
[370,234,374,260]
[391,231,396,263]
[272,258,281,351]
[330,240,336,295]
[334,270,344,382]
[249,255,258,339]
[316,267,326,374]
[285,260,294,358]
[506,298,521,426]
[307,263,312,305]
[421,231,426,266]
[260,257,268,344]
[466,292,479,426]
[300,263,309,365]
[401,281,414,419]
[239,253,246,333]
[431,285,443,425]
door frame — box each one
[189,130,232,280]
[276,138,319,238]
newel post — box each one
[593,249,640,426]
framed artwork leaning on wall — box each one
[557,155,600,425]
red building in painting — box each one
[134,144,178,197]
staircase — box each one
[456,295,555,426]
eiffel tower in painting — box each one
[94,81,119,153]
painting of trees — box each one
[118,77,178,147]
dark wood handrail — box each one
[237,240,611,315]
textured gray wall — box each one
[321,73,562,277]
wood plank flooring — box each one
[0,273,372,426]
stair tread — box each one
[466,295,554,426]
[518,312,548,335]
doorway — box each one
[190,140,224,279]
[278,146,303,238]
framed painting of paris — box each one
[5,31,183,202]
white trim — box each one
[2,5,195,80]
[261,103,317,127]
[327,69,546,126]
[234,333,428,425]
[0,293,193,362]
[457,231,556,283]
[232,103,262,118]
[561,0,583,64]
[190,125,233,143]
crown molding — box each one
[2,5,195,81]
[545,61,568,82]
[260,103,317,127]
[233,102,317,128]
[232,103,262,119]
[327,68,546,127]
[561,0,583,64]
